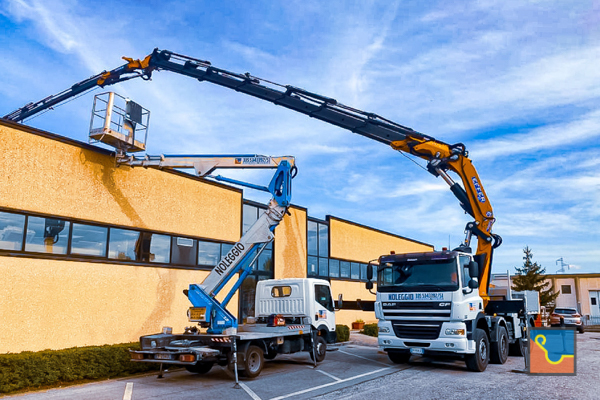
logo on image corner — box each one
[529,328,576,375]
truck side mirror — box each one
[366,263,373,281]
[336,293,343,310]
[468,261,479,279]
[468,279,479,289]
[366,281,373,290]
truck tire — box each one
[387,351,410,364]
[509,338,525,357]
[185,362,214,374]
[465,328,489,372]
[490,326,508,364]
[240,345,264,379]
[309,335,327,363]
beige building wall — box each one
[0,122,242,241]
[274,206,307,279]
[329,216,433,262]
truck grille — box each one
[391,320,443,340]
[382,301,451,321]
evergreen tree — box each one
[511,246,559,308]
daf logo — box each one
[439,303,450,307]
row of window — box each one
[0,209,367,282]
[308,257,370,281]
[0,210,272,271]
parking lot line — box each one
[316,369,342,381]
[239,381,262,400]
[269,367,392,400]
[122,382,133,400]
[338,349,390,367]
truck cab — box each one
[375,251,482,358]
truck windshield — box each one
[377,259,459,292]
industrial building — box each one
[0,119,433,354]
[490,273,600,325]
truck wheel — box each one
[509,338,525,357]
[240,345,264,379]
[310,335,327,363]
[465,328,489,372]
[387,351,410,364]
[185,362,214,374]
[490,326,508,364]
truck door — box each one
[314,284,335,331]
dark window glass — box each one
[240,275,257,321]
[561,285,572,294]
[460,255,471,287]
[592,298,597,306]
[360,264,368,281]
[319,258,328,277]
[221,243,234,258]
[198,240,221,266]
[271,286,292,297]
[243,204,258,234]
[318,224,328,257]
[315,284,334,312]
[0,211,25,251]
[340,261,350,278]
[108,228,139,260]
[307,221,318,256]
[351,262,360,279]
[308,255,318,276]
[171,237,197,266]
[71,223,108,256]
[258,249,273,272]
[329,259,340,278]
[142,233,171,263]
[25,216,70,254]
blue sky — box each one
[1,0,599,275]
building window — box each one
[138,232,171,263]
[307,219,329,278]
[171,237,197,266]
[561,285,572,294]
[351,262,360,280]
[340,261,350,279]
[25,216,70,254]
[71,223,108,257]
[198,240,221,266]
[329,259,340,278]
[591,298,597,306]
[108,228,140,260]
[0,211,25,251]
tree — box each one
[511,246,559,308]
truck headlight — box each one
[379,326,390,333]
[445,329,465,336]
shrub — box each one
[336,324,350,342]
[0,342,159,394]
[361,323,378,337]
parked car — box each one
[550,308,584,333]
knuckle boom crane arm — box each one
[3,48,500,302]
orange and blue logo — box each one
[529,328,576,375]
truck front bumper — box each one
[377,321,475,355]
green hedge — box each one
[360,323,378,337]
[0,342,159,394]
[336,324,350,342]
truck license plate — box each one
[155,353,171,360]
[410,348,424,355]
[189,307,206,321]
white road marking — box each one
[239,381,262,400]
[269,367,392,400]
[122,382,133,400]
[316,369,342,381]
[339,349,391,367]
